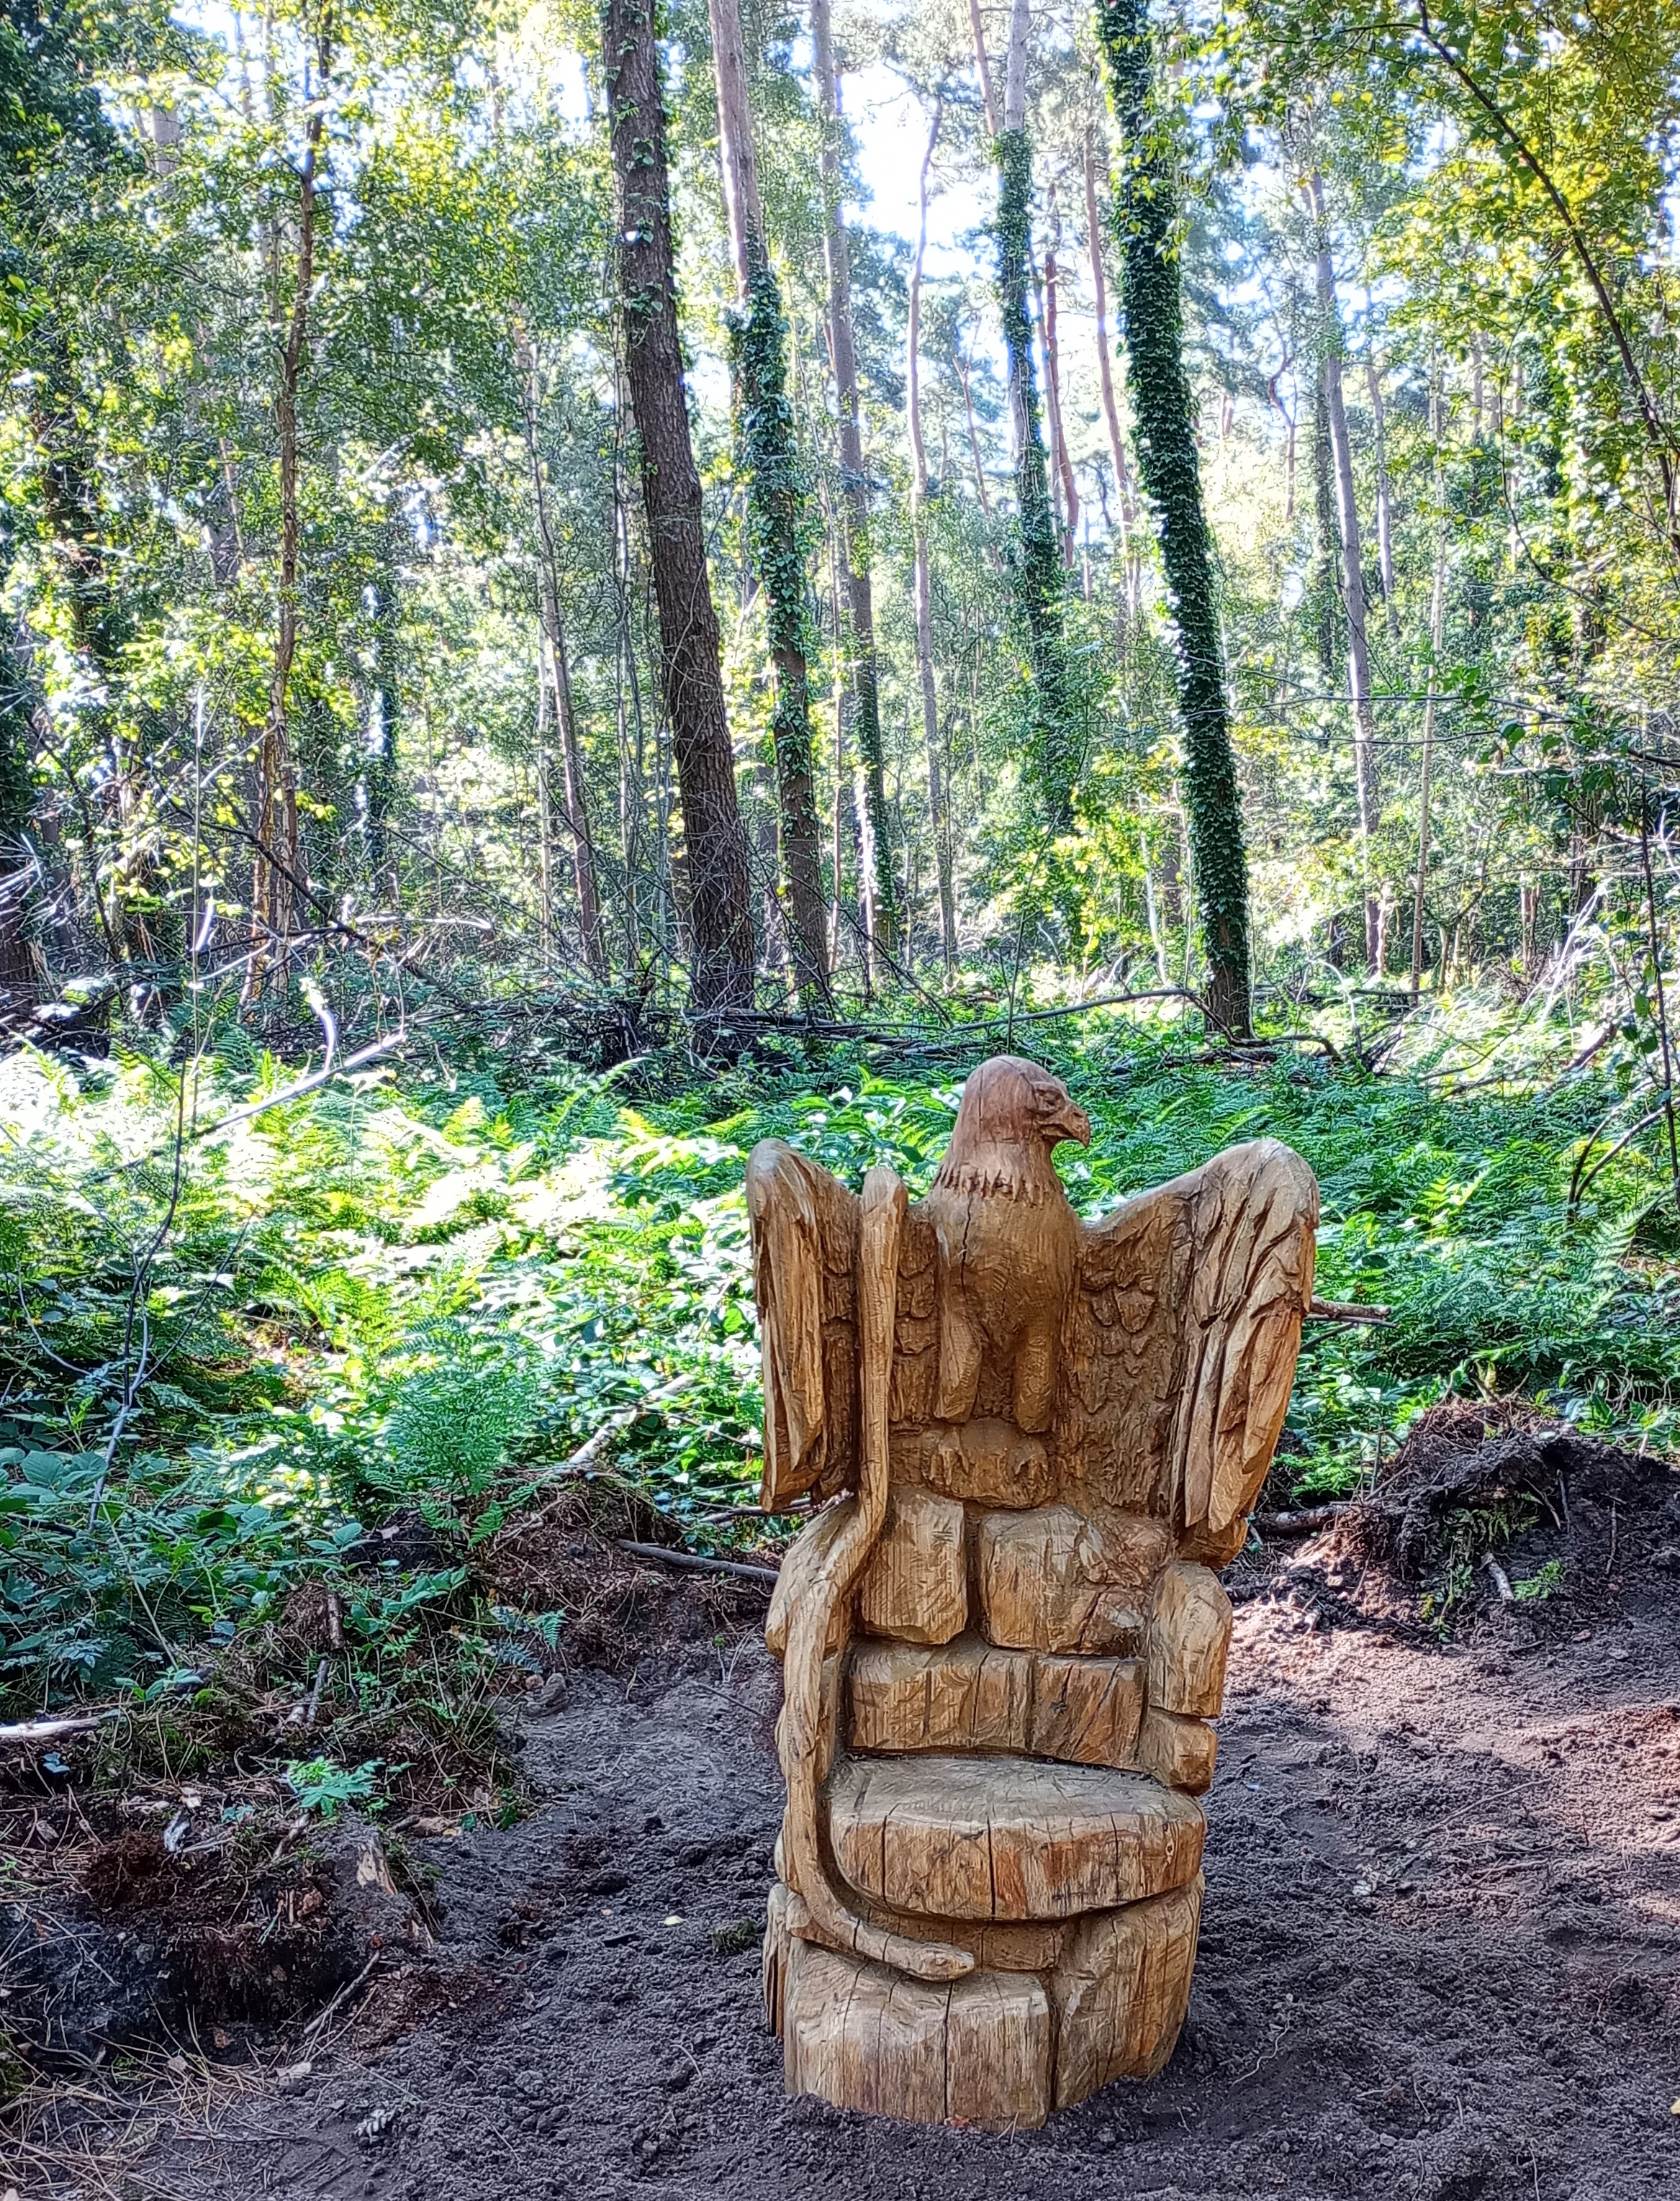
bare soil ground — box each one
[10,1427,1680,2201]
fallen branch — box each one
[0,1713,108,1747]
[521,1374,700,1523]
[1252,1501,1350,1538]
[190,1033,407,1142]
[617,1540,780,1586]
[1308,1296,1392,1325]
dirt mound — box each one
[483,1485,770,1676]
[1338,1398,1680,1630]
[5,1817,430,2064]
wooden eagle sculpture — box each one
[749,1056,1318,2128]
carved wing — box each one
[1057,1140,1317,1561]
[746,1139,860,1508]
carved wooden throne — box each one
[750,1057,1317,2128]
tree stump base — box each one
[764,1871,1203,2128]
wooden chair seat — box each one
[826,1751,1205,1922]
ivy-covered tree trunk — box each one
[907,97,957,970]
[992,0,1077,837]
[810,0,896,970]
[708,0,832,1012]
[1096,0,1252,1037]
[1308,167,1381,972]
[602,0,755,1018]
[0,604,41,1009]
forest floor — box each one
[12,1416,1680,2201]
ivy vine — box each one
[1095,0,1252,1035]
[994,126,1080,851]
[728,261,830,1011]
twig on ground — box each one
[303,1656,328,1727]
[617,1540,780,1586]
[188,1032,407,1142]
[300,1951,385,2043]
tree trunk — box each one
[363,512,399,905]
[825,533,848,969]
[1096,0,1251,1036]
[603,0,754,1018]
[908,98,957,972]
[957,350,993,522]
[1364,336,1397,638]
[1311,374,1338,685]
[1308,168,1380,972]
[1043,191,1079,553]
[1083,126,1140,618]
[519,328,606,979]
[610,412,648,972]
[0,607,42,1011]
[811,0,896,964]
[988,0,1076,837]
[1412,365,1446,1001]
[967,0,1000,133]
[708,0,831,1010]
[535,663,556,968]
[247,9,331,1003]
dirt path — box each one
[133,1573,1680,2201]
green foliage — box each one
[285,1755,383,1819]
[1513,1558,1564,1602]
[1,1013,1678,1806]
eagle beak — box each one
[1049,1100,1091,1149]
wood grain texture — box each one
[746,1140,860,1507]
[846,1897,1065,1973]
[975,1504,1170,1654]
[763,1878,792,2035]
[1136,1707,1219,1794]
[1055,1139,1317,1529]
[774,1168,974,1986]
[889,1203,940,1428]
[781,1937,1052,2130]
[893,1416,1054,1507]
[1147,1562,1233,1717]
[1027,1653,1144,1768]
[764,1499,853,1661]
[856,1486,967,1644]
[844,1639,1142,1769]
[827,1753,1204,1920]
[923,1059,1089,1434]
[1050,1874,1204,2104]
[846,1637,1031,1755]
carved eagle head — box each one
[932,1055,1091,1200]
